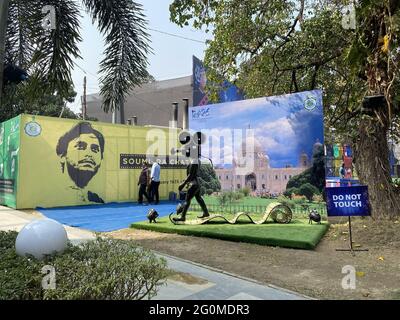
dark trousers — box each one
[138,184,150,204]
[150,181,160,204]
[180,183,209,218]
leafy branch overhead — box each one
[170,0,399,138]
[82,0,151,113]
[4,0,151,113]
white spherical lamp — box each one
[16,219,68,260]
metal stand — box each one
[336,216,368,256]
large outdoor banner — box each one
[0,114,186,209]
[192,55,244,106]
[0,115,20,208]
[189,90,324,195]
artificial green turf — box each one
[131,212,329,250]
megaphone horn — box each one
[178,130,191,145]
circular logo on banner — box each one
[24,121,42,137]
[304,95,317,111]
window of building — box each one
[275,175,278,180]
[284,175,287,180]
[237,184,241,189]
[226,175,229,180]
[262,184,265,189]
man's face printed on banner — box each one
[66,133,102,173]
[56,122,105,190]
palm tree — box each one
[0,0,151,121]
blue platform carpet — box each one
[37,201,178,232]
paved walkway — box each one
[153,253,307,300]
[0,206,95,243]
[0,206,308,300]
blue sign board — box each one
[326,186,370,217]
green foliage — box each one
[3,0,151,113]
[83,0,151,113]
[168,2,400,222]
[312,193,324,203]
[283,187,299,199]
[1,80,78,122]
[298,183,320,202]
[286,171,311,191]
[43,237,168,300]
[232,191,244,201]
[0,231,45,300]
[0,231,168,300]
[217,191,231,205]
[286,144,325,192]
[217,190,244,205]
[239,187,250,197]
[292,197,308,206]
[198,163,221,196]
[276,196,295,210]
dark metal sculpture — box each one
[170,131,210,222]
[169,202,292,225]
[172,160,209,222]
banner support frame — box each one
[335,216,369,256]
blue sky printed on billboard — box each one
[189,90,324,169]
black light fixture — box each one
[361,95,386,115]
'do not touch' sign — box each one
[326,186,370,217]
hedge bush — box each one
[0,231,168,300]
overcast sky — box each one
[70,0,209,113]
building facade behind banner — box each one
[86,76,192,126]
[0,114,186,209]
[215,139,317,194]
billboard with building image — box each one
[189,90,324,196]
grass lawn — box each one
[131,211,329,250]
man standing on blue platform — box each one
[150,159,161,204]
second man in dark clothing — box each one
[138,164,151,205]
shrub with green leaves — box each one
[0,231,43,300]
[43,237,168,300]
[0,231,168,300]
[276,196,295,210]
[239,187,251,197]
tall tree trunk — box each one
[0,0,10,107]
[354,107,400,219]
[353,1,400,219]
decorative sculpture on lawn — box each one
[169,130,294,226]
[171,131,209,222]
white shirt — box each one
[151,162,160,182]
